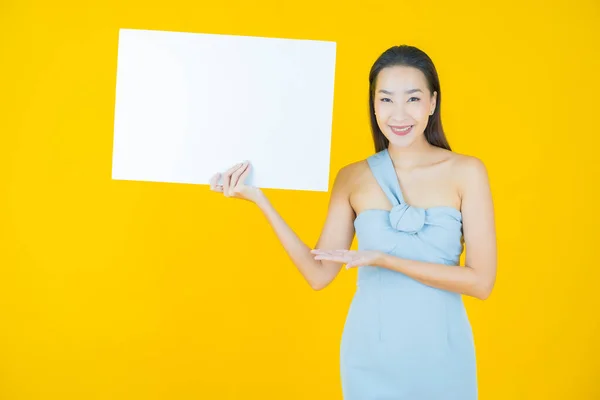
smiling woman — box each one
[211,45,497,400]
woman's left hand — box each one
[310,249,386,269]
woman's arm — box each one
[211,161,356,290]
[311,156,497,300]
[378,156,497,299]
[256,165,356,290]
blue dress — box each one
[340,148,477,399]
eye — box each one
[408,97,421,102]
[379,98,392,103]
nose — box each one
[389,104,409,120]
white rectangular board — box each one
[111,28,337,192]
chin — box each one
[385,133,416,147]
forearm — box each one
[255,194,326,289]
[378,253,490,300]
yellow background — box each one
[1,0,599,398]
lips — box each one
[390,125,413,136]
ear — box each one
[430,91,438,113]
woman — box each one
[210,45,497,400]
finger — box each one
[209,173,223,192]
[314,255,344,263]
[209,173,217,188]
[311,249,344,255]
[236,162,252,188]
[330,250,349,257]
[313,252,334,258]
[229,162,249,194]
[222,162,243,197]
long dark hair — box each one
[368,45,451,152]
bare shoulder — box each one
[332,158,372,191]
[452,152,488,171]
[448,152,490,196]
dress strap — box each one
[367,148,427,234]
[366,148,404,207]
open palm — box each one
[310,249,384,269]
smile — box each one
[390,125,413,136]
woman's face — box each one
[373,65,437,148]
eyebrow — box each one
[377,89,423,95]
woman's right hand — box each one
[209,161,264,204]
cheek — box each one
[374,102,382,116]
[374,102,390,120]
[410,104,429,122]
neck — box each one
[387,137,435,170]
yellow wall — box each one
[1,0,599,398]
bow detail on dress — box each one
[389,203,426,234]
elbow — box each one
[475,288,491,300]
[310,280,329,291]
[309,275,332,291]
[309,262,333,291]
[474,281,495,300]
[467,267,495,300]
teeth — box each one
[393,126,411,132]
